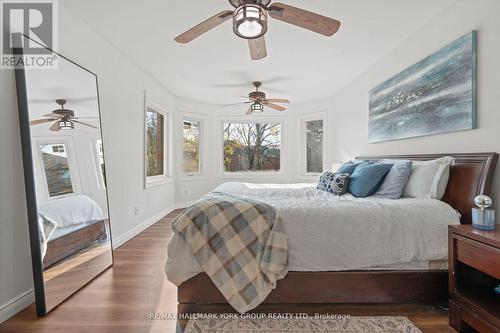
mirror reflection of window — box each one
[95,138,106,188]
[40,144,74,197]
[146,108,165,177]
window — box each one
[39,143,74,197]
[305,119,324,174]
[94,138,106,188]
[223,122,281,172]
[146,108,165,177]
[144,102,170,187]
[183,119,201,174]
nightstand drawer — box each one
[455,235,500,279]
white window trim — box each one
[298,111,328,178]
[217,116,285,179]
[144,98,173,189]
[33,136,83,201]
[179,112,206,182]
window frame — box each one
[91,136,106,191]
[218,117,285,178]
[33,137,82,201]
[298,112,327,177]
[180,113,206,181]
[144,100,172,189]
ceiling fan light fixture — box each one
[251,101,264,113]
[233,5,268,39]
[59,119,74,130]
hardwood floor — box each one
[0,209,455,333]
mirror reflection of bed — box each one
[24,52,113,312]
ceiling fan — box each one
[224,81,290,114]
[175,0,341,60]
[30,99,99,132]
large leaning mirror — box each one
[14,34,113,315]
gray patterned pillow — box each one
[317,172,350,196]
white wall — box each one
[329,0,500,208]
[174,97,334,206]
[0,5,177,321]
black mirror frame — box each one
[13,33,113,316]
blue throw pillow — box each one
[336,160,366,174]
[348,162,393,198]
[373,160,413,199]
[317,172,350,196]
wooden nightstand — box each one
[448,225,500,332]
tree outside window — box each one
[183,120,200,174]
[146,109,165,177]
[223,122,281,172]
[305,119,324,174]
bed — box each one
[170,153,498,313]
[38,195,108,269]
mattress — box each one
[166,182,460,286]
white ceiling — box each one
[26,56,99,120]
[62,0,455,105]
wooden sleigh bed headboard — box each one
[356,152,499,225]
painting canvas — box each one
[369,31,477,143]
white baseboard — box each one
[0,206,175,324]
[175,201,196,209]
[112,205,175,249]
[0,288,35,324]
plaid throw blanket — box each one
[172,192,288,313]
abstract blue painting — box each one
[369,31,477,143]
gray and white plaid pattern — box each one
[172,192,288,313]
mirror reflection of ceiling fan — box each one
[224,81,290,114]
[30,99,99,132]
[175,0,341,60]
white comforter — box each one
[166,182,460,286]
[38,195,104,229]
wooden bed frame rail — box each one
[177,152,498,313]
[43,220,107,269]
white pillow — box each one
[402,156,455,199]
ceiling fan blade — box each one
[49,121,60,132]
[264,99,290,103]
[43,113,63,118]
[263,102,286,111]
[223,101,252,107]
[248,36,267,60]
[73,120,99,129]
[245,107,253,115]
[175,10,233,43]
[268,3,341,37]
[31,118,56,125]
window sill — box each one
[178,174,208,182]
[300,173,322,178]
[145,176,174,189]
[296,174,321,182]
[219,171,284,179]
